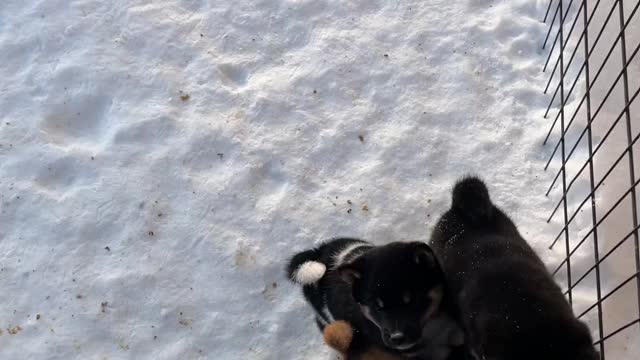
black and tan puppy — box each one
[430,177,598,360]
[286,239,466,360]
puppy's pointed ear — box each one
[338,258,365,285]
[412,242,436,266]
[338,258,367,303]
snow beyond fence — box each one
[0,0,614,359]
[541,0,640,358]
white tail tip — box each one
[293,261,326,285]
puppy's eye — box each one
[375,298,384,310]
[402,291,411,304]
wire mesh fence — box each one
[541,0,640,358]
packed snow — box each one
[0,0,637,359]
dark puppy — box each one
[429,177,598,360]
[286,238,465,359]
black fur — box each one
[286,238,468,359]
[429,177,599,360]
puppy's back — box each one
[431,177,598,360]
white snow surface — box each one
[1,0,627,359]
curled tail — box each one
[452,176,493,224]
[286,248,327,285]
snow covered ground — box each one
[541,0,640,358]
[1,0,634,359]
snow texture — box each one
[0,0,635,359]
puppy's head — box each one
[338,242,445,352]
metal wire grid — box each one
[542,0,640,358]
